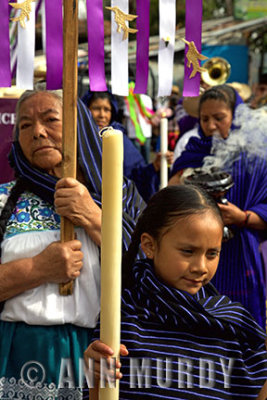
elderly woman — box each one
[169,85,267,329]
[0,88,145,397]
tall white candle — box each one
[160,114,168,189]
[99,128,123,400]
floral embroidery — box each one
[0,186,9,195]
[0,181,60,238]
[0,377,82,399]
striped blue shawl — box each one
[88,259,267,399]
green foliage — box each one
[203,0,219,18]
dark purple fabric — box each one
[86,0,107,91]
[183,0,203,96]
[45,0,63,89]
[134,0,150,94]
[0,0,11,87]
[0,99,16,184]
[212,153,267,329]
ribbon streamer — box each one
[86,0,107,91]
[9,1,43,84]
[0,1,11,86]
[41,0,46,52]
[125,82,154,145]
[16,0,36,89]
[45,0,63,89]
[110,0,129,96]
[157,0,176,97]
[134,0,150,94]
[183,0,203,97]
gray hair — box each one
[14,82,63,135]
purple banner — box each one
[183,0,203,97]
[0,98,17,184]
[134,0,150,94]
[45,0,63,89]
[0,1,11,87]
[87,0,107,91]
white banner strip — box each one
[157,0,176,97]
[111,0,129,96]
[41,0,46,53]
[16,0,36,89]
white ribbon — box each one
[41,0,46,53]
[157,0,176,97]
[111,0,129,96]
[16,0,36,89]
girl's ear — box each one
[140,233,155,259]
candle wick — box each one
[99,126,114,137]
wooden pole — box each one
[59,0,78,296]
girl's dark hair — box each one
[122,184,223,288]
[199,84,236,116]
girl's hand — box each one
[84,340,128,381]
[217,201,246,227]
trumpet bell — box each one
[201,57,231,86]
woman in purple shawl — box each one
[81,90,173,202]
[170,85,267,329]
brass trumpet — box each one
[182,57,232,118]
[201,57,231,86]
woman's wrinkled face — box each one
[88,98,112,129]
[200,99,233,139]
[18,93,63,176]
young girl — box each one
[84,185,267,400]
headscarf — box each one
[81,90,150,184]
[81,90,129,138]
[81,89,121,124]
[171,87,244,175]
[8,97,145,250]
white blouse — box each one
[0,184,101,328]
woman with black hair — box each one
[84,185,267,400]
[81,90,173,202]
[169,84,267,329]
